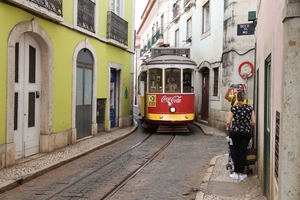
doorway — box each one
[14,33,41,159]
[76,49,93,139]
[263,56,271,198]
[201,68,209,120]
[110,70,117,128]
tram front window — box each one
[165,69,180,93]
[149,68,162,93]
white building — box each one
[136,0,256,130]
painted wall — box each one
[256,0,300,199]
[137,0,171,51]
[0,0,134,167]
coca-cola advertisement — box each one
[147,94,194,113]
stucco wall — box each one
[256,0,300,199]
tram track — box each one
[43,133,176,200]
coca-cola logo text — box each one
[161,95,182,106]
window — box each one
[203,1,210,33]
[77,0,95,32]
[165,68,181,93]
[149,68,162,93]
[183,69,193,93]
[187,18,192,39]
[111,0,123,17]
[175,29,179,47]
[213,67,219,96]
[160,14,164,35]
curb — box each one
[0,120,138,194]
[195,154,227,200]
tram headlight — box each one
[170,106,176,113]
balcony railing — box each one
[29,0,63,16]
[107,11,128,46]
[140,28,164,57]
[173,3,179,19]
[184,0,191,6]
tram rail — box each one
[44,133,176,200]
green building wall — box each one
[0,0,134,167]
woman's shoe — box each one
[229,172,239,180]
[239,174,247,181]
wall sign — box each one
[237,23,254,35]
[238,61,254,79]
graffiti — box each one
[122,78,128,99]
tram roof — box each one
[142,55,197,66]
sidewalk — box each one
[194,122,266,200]
[0,120,265,199]
[0,121,138,193]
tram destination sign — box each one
[151,48,190,58]
[237,23,254,36]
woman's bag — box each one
[246,148,257,165]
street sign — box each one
[237,23,254,36]
[238,61,254,79]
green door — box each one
[263,56,271,198]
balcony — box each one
[172,3,180,22]
[140,28,165,57]
[184,0,195,11]
[107,11,128,47]
[7,0,63,22]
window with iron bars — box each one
[213,67,219,96]
[77,0,95,32]
[29,0,63,16]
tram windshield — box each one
[165,68,180,93]
[149,68,163,93]
[148,68,194,93]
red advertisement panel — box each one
[147,93,195,114]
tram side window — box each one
[183,69,193,93]
[149,68,162,93]
[165,68,180,93]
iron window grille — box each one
[28,0,63,16]
[77,0,95,32]
[107,11,128,46]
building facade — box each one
[0,0,135,168]
[137,0,256,131]
[255,0,300,199]
[136,1,300,199]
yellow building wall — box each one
[0,0,134,141]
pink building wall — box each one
[256,0,300,199]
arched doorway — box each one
[76,49,94,139]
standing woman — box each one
[226,90,256,181]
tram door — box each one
[201,68,209,120]
[110,70,117,128]
[76,49,93,139]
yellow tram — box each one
[138,48,197,132]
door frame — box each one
[6,20,54,166]
[108,62,122,130]
[263,56,271,198]
[72,40,98,143]
[200,67,210,121]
